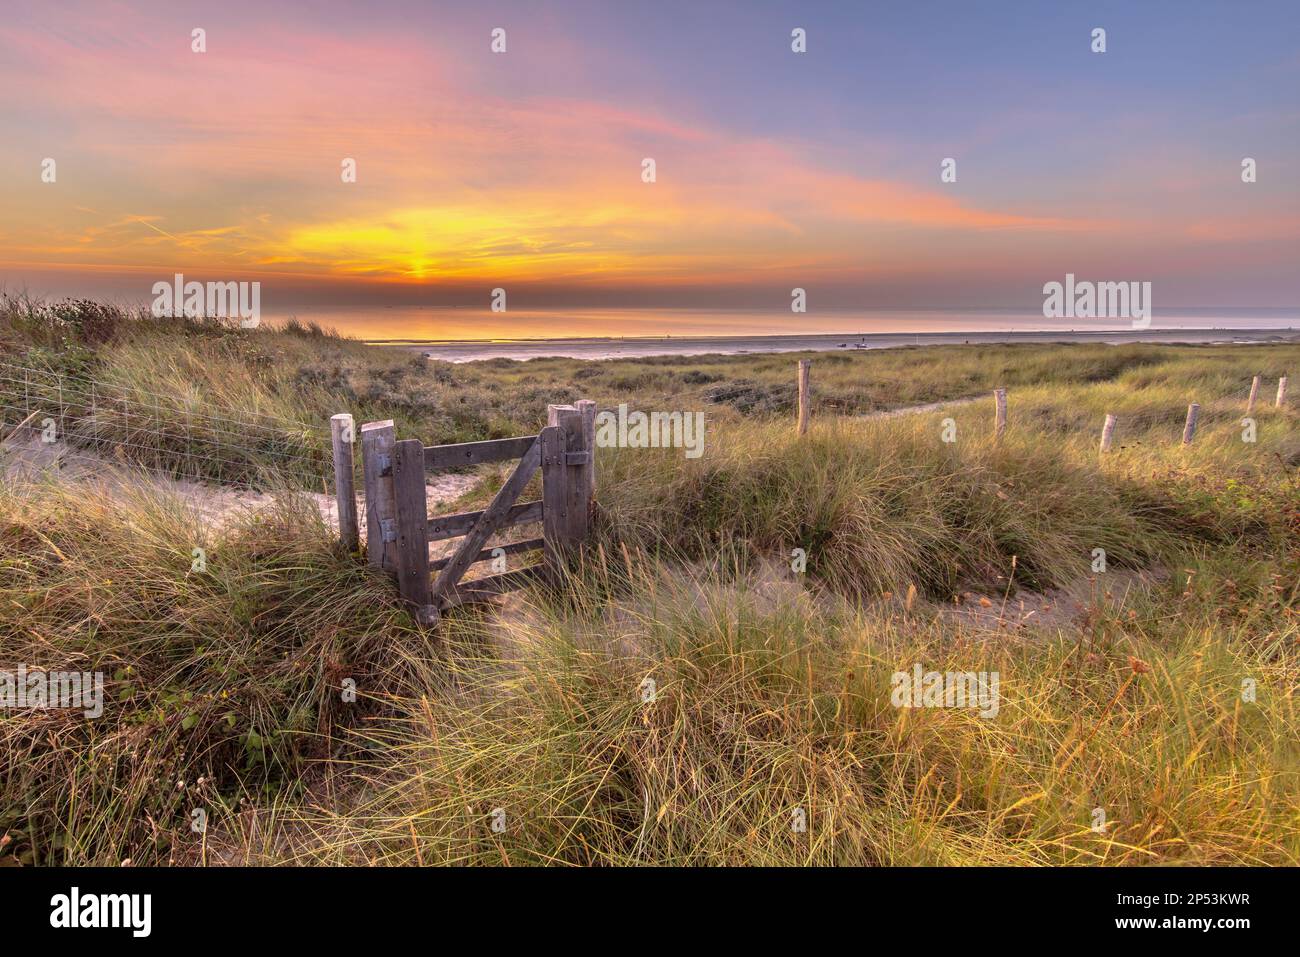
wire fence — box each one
[0,359,333,490]
[1,353,1287,501]
[615,374,1280,447]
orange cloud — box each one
[6,1,1288,308]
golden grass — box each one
[1,295,1296,866]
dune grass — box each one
[269,396,1293,867]
[4,290,1293,457]
[271,561,1296,866]
[0,294,1296,865]
[0,480,423,865]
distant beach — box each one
[388,327,1300,363]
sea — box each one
[262,306,1299,363]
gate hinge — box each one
[564,451,591,466]
[381,519,398,543]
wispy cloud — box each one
[1,0,1297,310]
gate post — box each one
[331,413,359,552]
[393,437,435,625]
[575,398,597,504]
[541,423,568,583]
[360,420,398,572]
[547,404,591,545]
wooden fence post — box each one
[360,420,397,572]
[993,389,1007,441]
[547,404,590,545]
[796,359,810,436]
[1246,375,1260,413]
[1182,403,1200,446]
[541,422,568,583]
[575,398,597,507]
[1099,413,1117,453]
[331,413,359,552]
[1277,376,1289,407]
[392,437,435,625]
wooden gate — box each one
[350,401,594,624]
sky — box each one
[1,0,1298,337]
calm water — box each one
[260,306,1299,362]
[396,328,1299,363]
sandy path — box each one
[1,433,480,533]
[938,567,1170,635]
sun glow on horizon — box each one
[1,0,1297,325]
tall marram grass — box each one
[0,475,424,865]
[594,417,1179,598]
[270,556,1298,865]
[6,289,1295,464]
[3,395,1288,865]
[262,394,1296,866]
[1,294,1297,865]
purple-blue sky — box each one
[1,0,1297,335]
